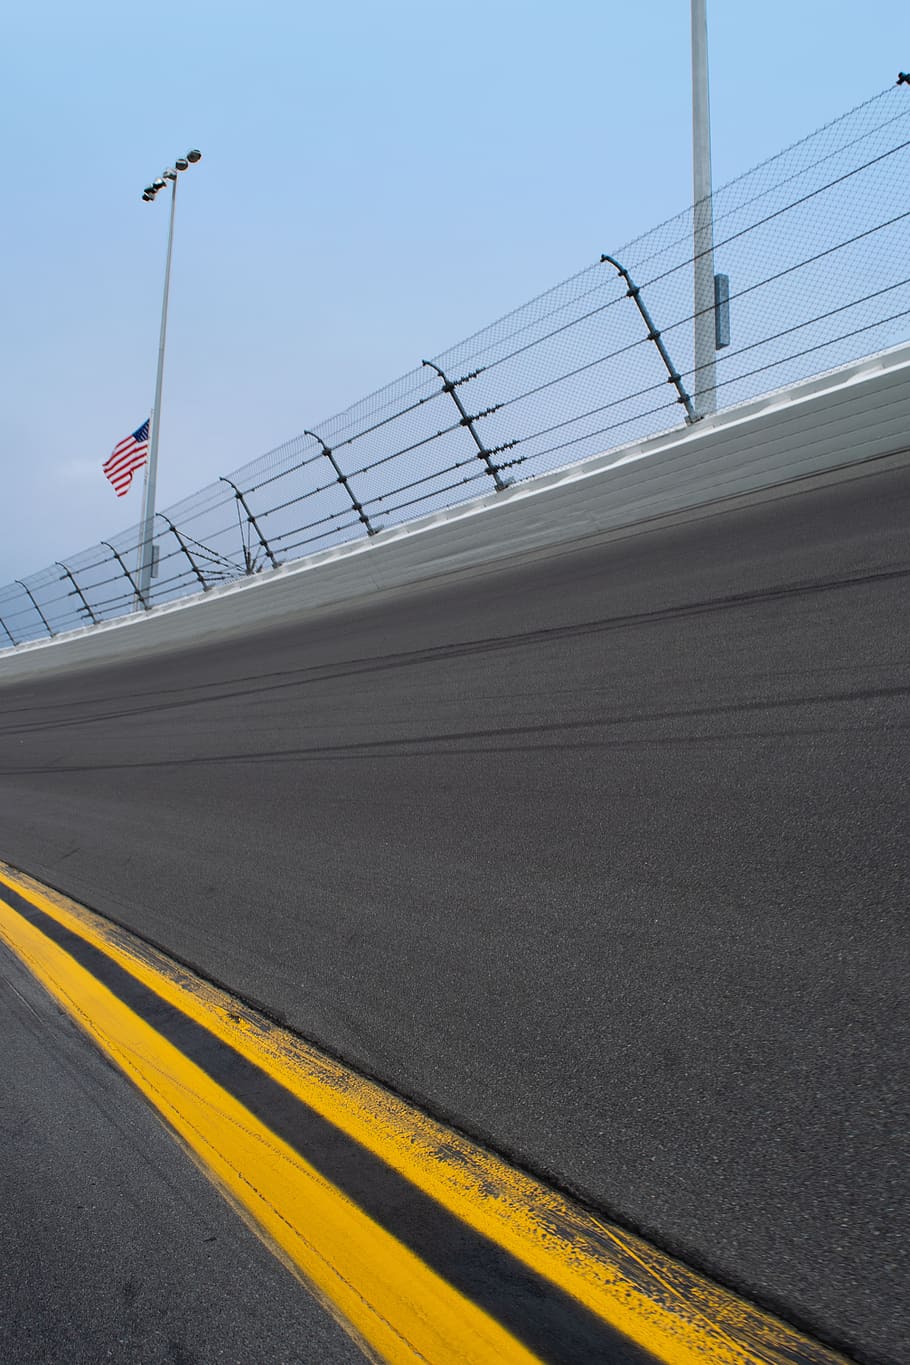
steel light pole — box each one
[691,0,717,417]
[136,149,202,606]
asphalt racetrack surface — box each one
[0,937,364,1364]
[1,458,908,1364]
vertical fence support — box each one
[600,255,699,425]
[421,360,509,491]
[56,562,98,626]
[219,477,280,569]
[102,542,149,611]
[15,581,54,637]
[0,614,16,647]
[156,514,209,592]
[303,431,376,536]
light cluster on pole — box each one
[134,147,202,608]
[141,149,201,202]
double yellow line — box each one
[0,862,848,1365]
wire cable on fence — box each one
[3,86,908,645]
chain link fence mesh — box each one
[3,84,908,646]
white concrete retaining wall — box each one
[3,342,909,684]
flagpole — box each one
[135,423,152,610]
[137,173,178,607]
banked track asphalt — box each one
[0,453,908,1364]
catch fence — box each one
[2,81,909,647]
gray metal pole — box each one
[16,581,54,638]
[691,0,717,416]
[600,255,698,425]
[156,513,209,592]
[137,175,178,605]
[56,562,98,625]
[219,477,281,568]
[421,360,509,491]
[102,541,149,610]
[301,432,377,536]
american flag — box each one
[103,420,150,497]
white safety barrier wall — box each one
[2,342,909,685]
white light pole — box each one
[136,149,202,606]
[691,0,716,417]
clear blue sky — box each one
[1,1,906,581]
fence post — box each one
[0,614,16,647]
[56,562,98,626]
[303,431,376,536]
[101,542,149,612]
[421,360,509,491]
[219,477,280,570]
[599,255,699,425]
[15,581,54,637]
[156,514,209,592]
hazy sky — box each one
[1,2,906,582]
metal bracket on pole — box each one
[599,255,699,425]
[220,477,280,570]
[102,541,149,611]
[421,361,510,491]
[0,614,16,647]
[56,562,98,626]
[156,514,209,592]
[303,431,377,536]
[15,581,54,637]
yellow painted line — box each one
[0,879,539,1365]
[0,862,850,1365]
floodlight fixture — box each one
[141,149,201,204]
